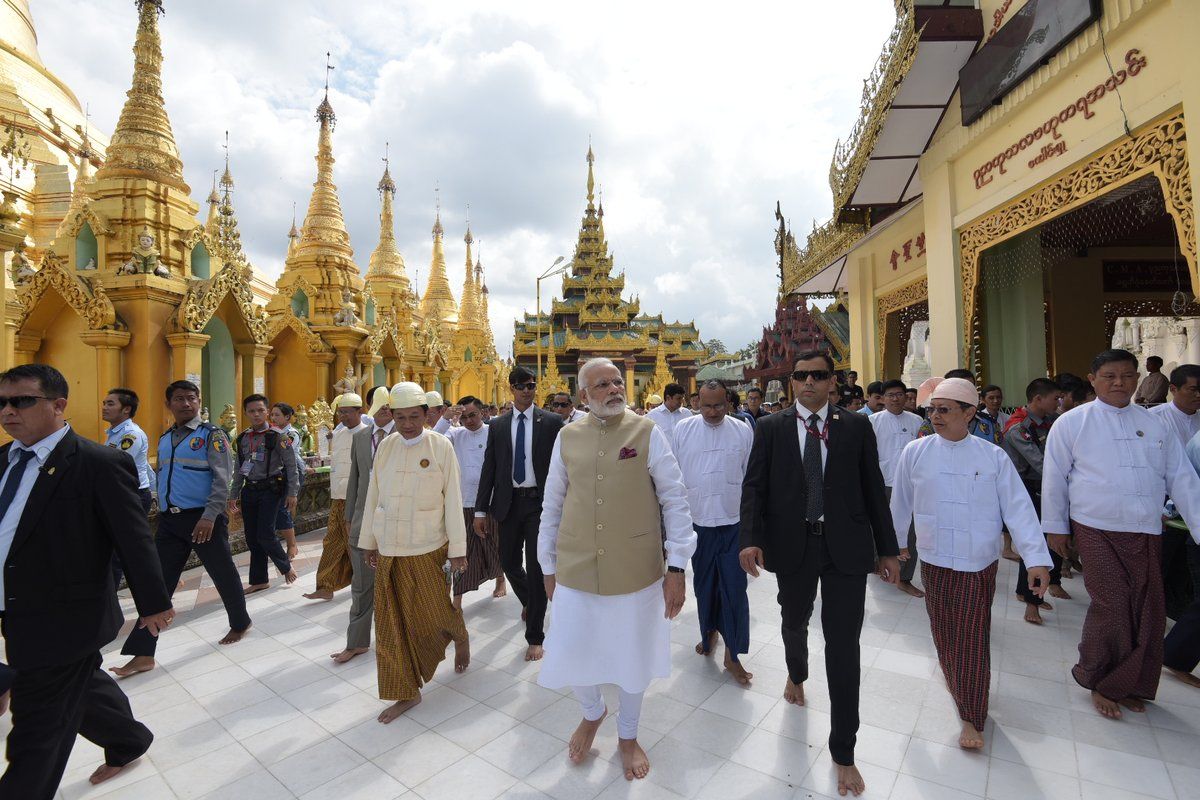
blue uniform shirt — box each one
[105,418,152,490]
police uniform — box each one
[273,424,305,532]
[232,425,300,585]
[918,413,1000,444]
[1001,409,1063,606]
[104,418,153,512]
[119,415,250,658]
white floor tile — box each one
[375,730,469,787]
[1075,742,1177,799]
[268,738,367,795]
[414,754,519,800]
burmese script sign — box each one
[972,49,1148,190]
[1102,260,1184,294]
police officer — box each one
[102,387,153,589]
[270,401,306,560]
[110,380,252,678]
[230,393,299,593]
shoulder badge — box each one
[211,434,228,453]
[119,434,136,451]
[280,435,292,449]
[1019,429,1032,442]
[188,436,205,451]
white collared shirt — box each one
[1150,401,1200,449]
[870,409,922,487]
[646,404,694,444]
[1042,398,1200,540]
[104,418,152,490]
[794,401,830,470]
[890,432,1051,572]
[672,414,753,527]
[442,423,490,508]
[0,423,72,610]
[510,406,537,488]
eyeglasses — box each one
[928,405,959,417]
[792,370,831,382]
[586,378,625,392]
[511,382,537,391]
[551,401,571,408]
[0,395,53,410]
[882,392,906,400]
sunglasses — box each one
[551,401,571,408]
[792,370,831,382]
[0,395,52,410]
[511,382,537,391]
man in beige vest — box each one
[360,382,469,723]
[537,358,696,782]
[305,392,367,600]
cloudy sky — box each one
[35,0,894,355]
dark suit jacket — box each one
[475,406,563,522]
[739,405,897,576]
[343,424,377,547]
[1,429,171,670]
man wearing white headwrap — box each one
[360,382,469,723]
[305,392,367,601]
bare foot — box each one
[618,738,650,780]
[1118,697,1146,713]
[525,645,544,662]
[378,696,421,723]
[493,578,507,598]
[783,678,805,706]
[1167,667,1200,688]
[89,763,130,785]
[1038,600,1053,612]
[109,656,155,678]
[898,581,925,598]
[330,647,368,664]
[1092,690,1123,719]
[1023,604,1043,625]
[1048,585,1072,600]
[1061,565,1075,580]
[724,649,753,685]
[302,589,334,601]
[836,763,865,797]
[959,720,985,749]
[283,569,298,585]
[695,629,719,656]
[455,638,470,673]
[219,624,251,645]
[568,710,606,763]
[243,583,269,595]
[287,544,299,560]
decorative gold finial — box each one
[219,130,233,188]
[586,143,595,206]
[377,142,395,195]
[316,52,337,127]
[367,147,408,280]
[432,186,443,238]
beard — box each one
[590,394,627,419]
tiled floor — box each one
[11,530,1200,800]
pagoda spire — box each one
[213,130,245,267]
[458,219,482,330]
[477,251,495,349]
[286,202,299,256]
[55,131,95,239]
[572,144,609,277]
[366,146,409,285]
[419,191,458,324]
[204,169,219,234]
[96,0,187,190]
[292,52,354,266]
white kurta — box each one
[869,409,922,487]
[1150,401,1200,449]
[1042,398,1200,541]
[646,404,693,444]
[890,433,1051,572]
[434,418,489,507]
[537,421,696,693]
[671,414,752,527]
[329,421,368,499]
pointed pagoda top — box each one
[96,0,187,190]
[288,202,299,239]
[458,221,481,330]
[55,131,96,239]
[431,187,443,238]
[367,146,409,284]
[213,133,245,267]
[420,193,457,324]
[204,169,219,234]
[206,169,219,205]
[571,144,612,279]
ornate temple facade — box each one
[0,0,502,444]
[512,148,704,404]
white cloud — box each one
[32,0,895,350]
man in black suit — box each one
[475,365,564,660]
[0,364,173,798]
[740,350,900,799]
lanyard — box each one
[803,414,830,443]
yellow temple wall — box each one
[267,330,323,408]
[35,308,99,440]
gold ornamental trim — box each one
[875,277,928,378]
[265,310,331,354]
[176,261,268,343]
[781,217,867,295]
[16,253,120,331]
[360,308,406,358]
[959,111,1194,364]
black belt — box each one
[512,487,541,498]
[245,478,283,491]
[806,520,825,536]
[165,505,203,515]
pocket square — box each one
[618,447,638,460]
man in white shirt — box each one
[101,388,153,511]
[890,377,1051,751]
[435,396,506,608]
[870,379,923,597]
[673,380,754,684]
[305,393,367,601]
[646,382,692,443]
[1043,349,1200,719]
[1150,364,1200,447]
[550,391,588,424]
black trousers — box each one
[1165,539,1200,674]
[242,485,291,585]
[110,488,154,590]
[498,494,547,646]
[121,509,250,657]
[775,532,866,767]
[0,652,152,800]
[1014,488,1063,605]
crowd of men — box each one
[1,348,1199,798]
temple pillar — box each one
[12,333,40,366]
[623,357,636,399]
[80,329,132,439]
[165,332,209,388]
[439,370,453,397]
[307,352,335,399]
[0,223,27,373]
[357,353,382,396]
[384,357,402,386]
[235,343,271,400]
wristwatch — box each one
[667,566,685,574]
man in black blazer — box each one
[475,365,564,659]
[0,364,173,799]
[740,350,900,799]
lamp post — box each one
[536,256,570,380]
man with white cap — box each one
[305,392,367,601]
[537,358,695,781]
[360,381,469,722]
[332,386,392,664]
[889,376,1052,749]
[425,390,445,429]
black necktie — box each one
[514,412,527,484]
[0,449,36,525]
[804,413,823,523]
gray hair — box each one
[578,357,618,391]
[699,379,727,393]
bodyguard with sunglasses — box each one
[0,364,172,798]
[739,350,899,799]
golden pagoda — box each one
[513,147,705,403]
